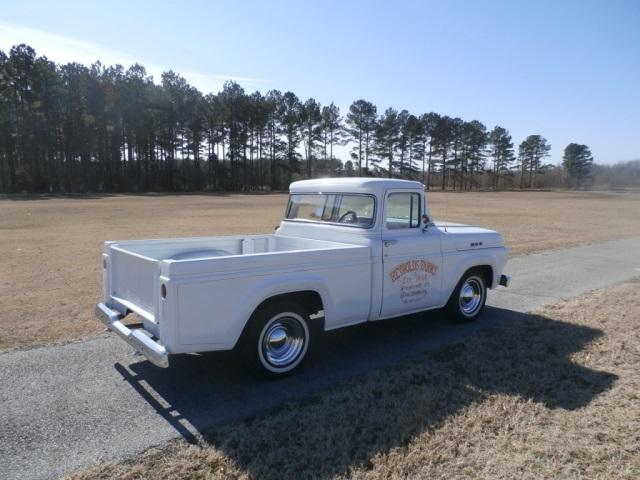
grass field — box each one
[2,190,640,351]
[66,279,640,480]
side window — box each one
[386,193,421,229]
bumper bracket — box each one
[95,303,169,368]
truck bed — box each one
[103,234,372,346]
[111,234,356,261]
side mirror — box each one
[422,214,431,233]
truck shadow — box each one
[115,307,616,478]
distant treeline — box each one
[0,44,635,193]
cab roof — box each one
[289,178,425,196]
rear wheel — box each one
[242,301,311,376]
[446,269,487,323]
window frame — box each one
[284,192,377,229]
[384,191,422,230]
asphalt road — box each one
[1,237,639,480]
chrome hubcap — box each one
[459,277,484,316]
[261,315,306,368]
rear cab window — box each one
[285,193,376,228]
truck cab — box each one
[279,178,508,321]
[96,178,510,376]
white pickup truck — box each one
[96,178,510,375]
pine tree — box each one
[563,143,593,188]
[403,114,424,179]
[345,99,377,174]
[419,112,440,189]
[487,126,515,190]
[264,90,285,190]
[516,135,551,189]
[319,103,343,174]
[431,116,454,190]
[450,117,465,190]
[517,140,532,189]
[461,120,487,190]
[278,91,303,184]
[300,98,322,178]
[396,110,410,177]
[374,108,400,177]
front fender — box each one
[442,247,508,301]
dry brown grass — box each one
[2,190,640,351]
[66,279,640,480]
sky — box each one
[1,0,639,165]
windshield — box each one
[285,193,376,228]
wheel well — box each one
[472,265,493,288]
[234,290,324,350]
[254,290,324,317]
[447,265,494,307]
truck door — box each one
[380,190,443,318]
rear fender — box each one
[232,273,333,345]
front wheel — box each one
[242,301,311,377]
[446,269,487,323]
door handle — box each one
[384,239,398,247]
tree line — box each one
[0,44,599,193]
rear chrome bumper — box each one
[95,303,169,368]
[499,274,511,288]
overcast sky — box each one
[1,0,639,165]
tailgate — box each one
[106,245,160,323]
